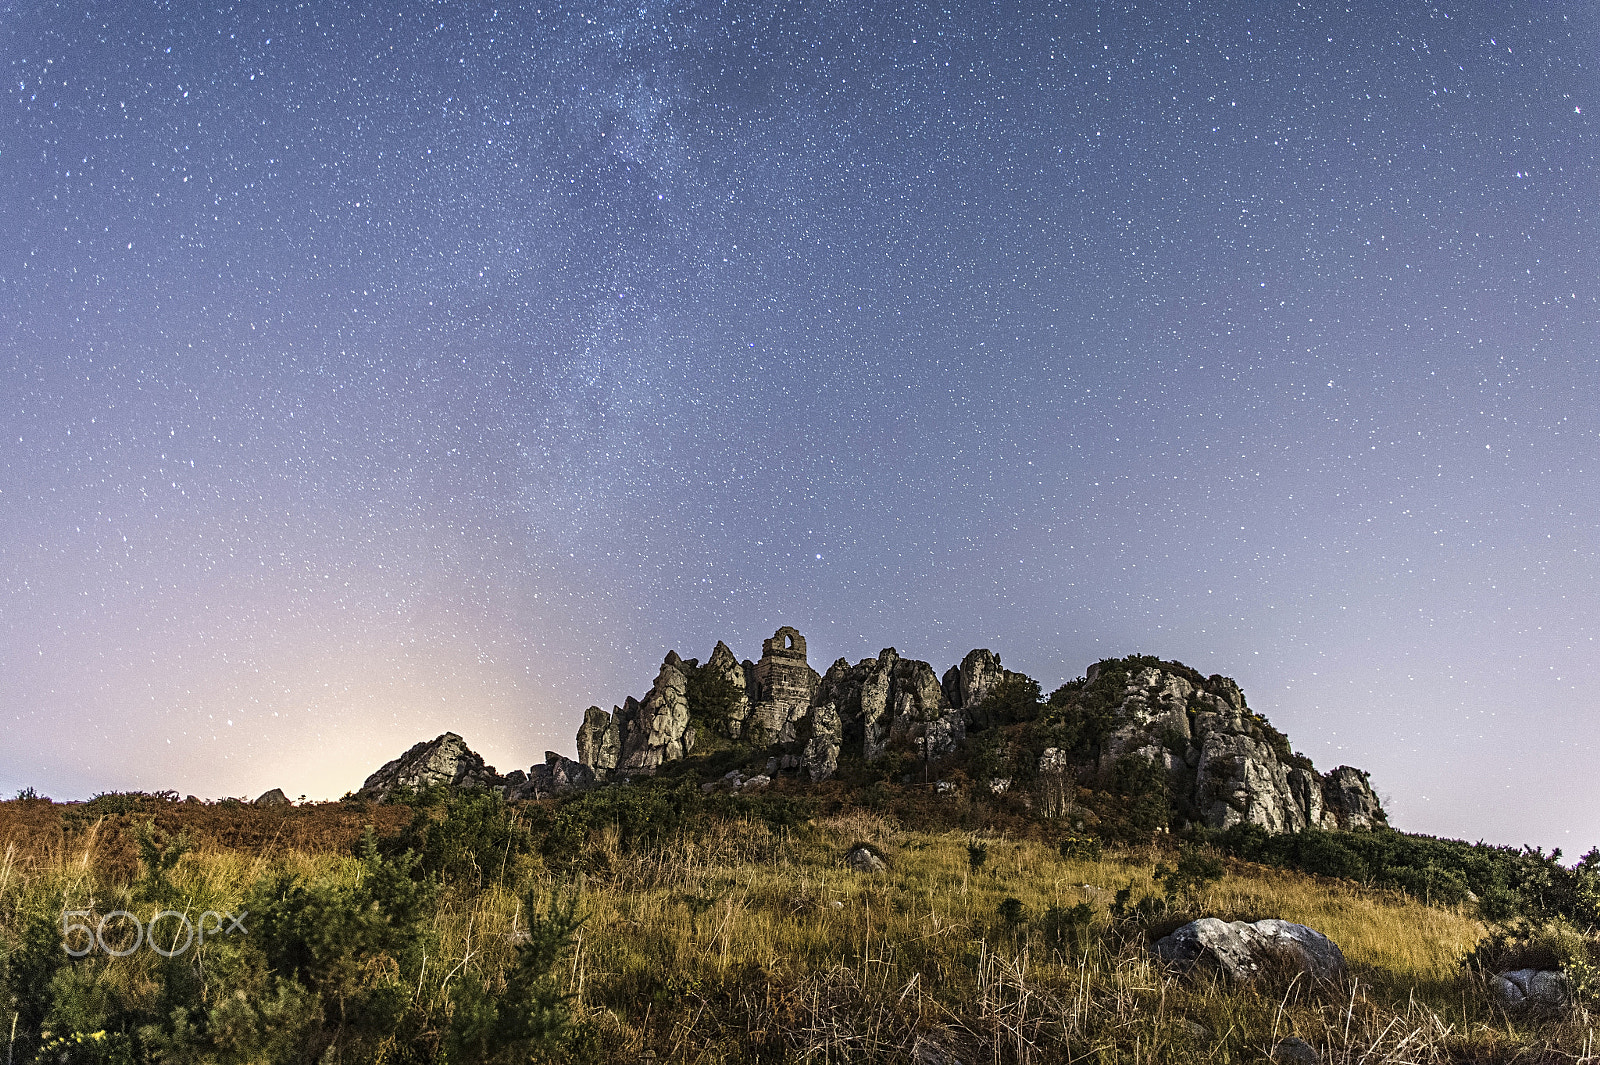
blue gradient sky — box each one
[1,1,1595,848]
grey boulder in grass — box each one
[1490,969,1570,1015]
[1153,918,1347,983]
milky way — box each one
[1,2,1595,847]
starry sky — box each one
[1,1,1594,847]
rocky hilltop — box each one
[360,627,1384,836]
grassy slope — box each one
[0,800,1589,1063]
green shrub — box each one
[1154,845,1225,902]
[968,675,1043,730]
[1042,902,1097,958]
[444,890,587,1062]
[684,660,745,740]
[1214,824,1600,921]
[392,789,532,889]
[1106,756,1169,841]
[998,897,1026,927]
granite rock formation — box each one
[562,630,1385,839]
[359,732,499,800]
[943,648,1029,729]
[1093,663,1385,833]
[508,752,597,800]
[818,647,956,763]
[349,627,1386,847]
[575,705,619,776]
[614,652,696,774]
[1323,766,1386,830]
[800,699,842,782]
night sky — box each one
[2,2,1594,848]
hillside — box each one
[1,631,1596,1062]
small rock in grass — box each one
[910,1033,963,1065]
[1271,1036,1319,1064]
[844,843,887,873]
[1490,969,1570,1015]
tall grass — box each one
[0,801,1591,1062]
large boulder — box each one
[253,788,291,807]
[359,733,500,801]
[1490,969,1570,1015]
[1152,918,1347,984]
[843,843,887,873]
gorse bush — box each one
[1,819,588,1065]
[443,890,586,1063]
[683,658,745,741]
[1215,823,1600,926]
[1042,901,1097,959]
[966,674,1043,730]
[389,788,533,888]
[1153,845,1225,903]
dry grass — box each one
[524,816,1588,1062]
[2,802,1594,1063]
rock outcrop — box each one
[253,788,290,807]
[818,648,956,763]
[339,628,1384,848]
[1152,918,1347,984]
[509,752,597,799]
[359,732,500,800]
[945,648,1027,728]
[1323,766,1386,829]
[614,652,696,774]
[1091,663,1385,833]
[800,699,842,782]
[575,705,619,776]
